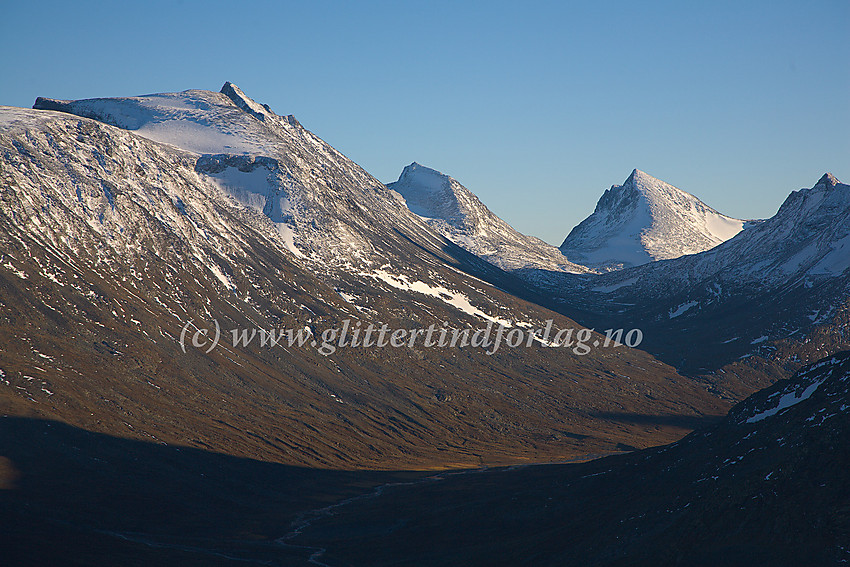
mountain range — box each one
[388,158,850,386]
[550,172,850,380]
[1,84,729,471]
[1,82,847,566]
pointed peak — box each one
[611,169,666,200]
[405,161,434,172]
[221,81,250,104]
[220,81,272,122]
[624,168,660,186]
[814,172,841,188]
[220,81,239,94]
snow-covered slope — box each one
[32,83,435,271]
[388,162,591,275]
[33,83,288,155]
[30,83,577,333]
[560,169,745,271]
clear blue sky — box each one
[2,0,847,244]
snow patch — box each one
[746,378,827,423]
[367,269,511,326]
[669,300,698,319]
[277,224,305,258]
[592,277,639,293]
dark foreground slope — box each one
[1,353,845,566]
[0,416,416,566]
[293,351,850,566]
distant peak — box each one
[814,173,841,188]
[391,163,456,199]
[405,161,432,172]
[400,162,446,180]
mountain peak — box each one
[560,171,744,270]
[402,161,442,176]
[30,83,312,156]
[625,168,654,186]
[814,172,841,189]
[396,162,452,194]
[622,169,676,195]
[389,163,591,275]
[220,81,273,122]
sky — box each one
[2,0,847,245]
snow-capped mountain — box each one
[552,173,850,377]
[32,82,431,269]
[388,162,591,275]
[560,169,745,271]
[27,84,574,329]
[677,173,850,283]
